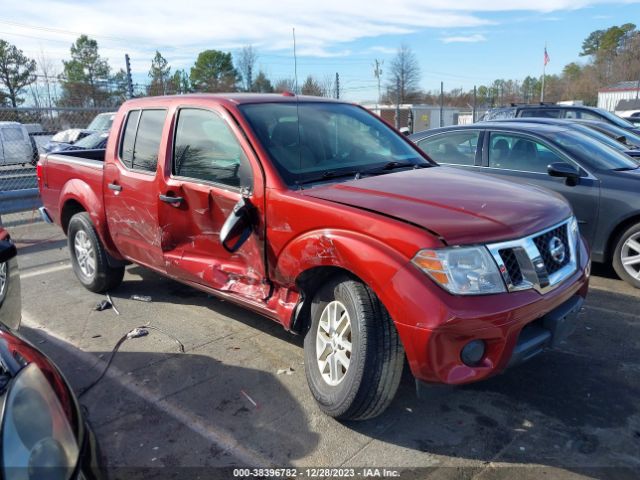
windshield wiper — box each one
[355,161,429,179]
[295,170,360,187]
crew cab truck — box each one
[38,94,590,420]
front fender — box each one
[274,229,411,325]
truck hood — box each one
[302,166,572,245]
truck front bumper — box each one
[386,237,590,385]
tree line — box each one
[0,23,638,111]
[385,23,640,108]
[0,35,337,110]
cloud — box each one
[369,46,398,54]
[441,33,487,43]
[1,0,638,73]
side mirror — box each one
[220,198,254,253]
[0,239,21,331]
[548,162,580,183]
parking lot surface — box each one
[5,212,640,479]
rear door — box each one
[158,106,269,300]
[103,108,168,271]
[481,131,600,244]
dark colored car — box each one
[480,103,640,135]
[570,119,640,149]
[488,118,640,158]
[410,122,640,287]
[43,129,95,154]
[49,132,109,153]
[0,227,103,479]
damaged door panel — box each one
[104,108,167,271]
[158,107,270,300]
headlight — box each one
[412,246,506,295]
[569,216,579,237]
[2,364,79,480]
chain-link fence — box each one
[0,107,116,214]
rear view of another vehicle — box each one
[0,123,34,166]
[0,229,103,479]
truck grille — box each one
[533,225,571,275]
[488,218,578,295]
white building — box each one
[597,81,640,112]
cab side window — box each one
[488,133,567,173]
[119,109,167,172]
[417,131,479,166]
[173,109,253,189]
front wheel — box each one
[68,212,124,293]
[612,223,640,288]
[304,275,404,420]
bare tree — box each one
[29,48,59,109]
[274,78,296,93]
[237,46,258,92]
[385,44,421,103]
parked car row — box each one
[0,112,115,167]
[410,106,640,288]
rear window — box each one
[2,127,25,142]
[119,109,167,172]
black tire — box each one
[612,222,640,288]
[68,212,124,293]
[303,275,404,420]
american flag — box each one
[544,47,550,66]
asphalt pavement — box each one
[4,211,640,480]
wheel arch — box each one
[605,213,640,262]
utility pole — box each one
[473,85,477,123]
[373,59,383,112]
[124,54,134,99]
[540,42,548,103]
[439,81,444,127]
[395,76,401,129]
[335,72,340,99]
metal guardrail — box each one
[0,189,42,215]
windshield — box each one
[87,113,115,131]
[596,109,636,129]
[588,122,640,148]
[239,102,430,186]
[73,132,108,148]
[550,130,639,170]
[571,124,628,151]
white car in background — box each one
[0,122,36,166]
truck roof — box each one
[122,93,346,109]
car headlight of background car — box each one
[412,246,506,295]
[2,364,79,480]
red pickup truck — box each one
[38,94,590,420]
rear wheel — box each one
[68,212,124,293]
[304,275,404,420]
[613,223,640,288]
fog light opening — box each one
[461,340,486,367]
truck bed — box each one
[38,149,106,225]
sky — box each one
[2,0,640,103]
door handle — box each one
[108,183,122,192]
[159,194,183,205]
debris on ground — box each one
[106,293,120,315]
[94,299,112,311]
[277,367,295,375]
[240,389,259,409]
[130,294,152,302]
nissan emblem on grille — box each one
[548,236,566,264]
